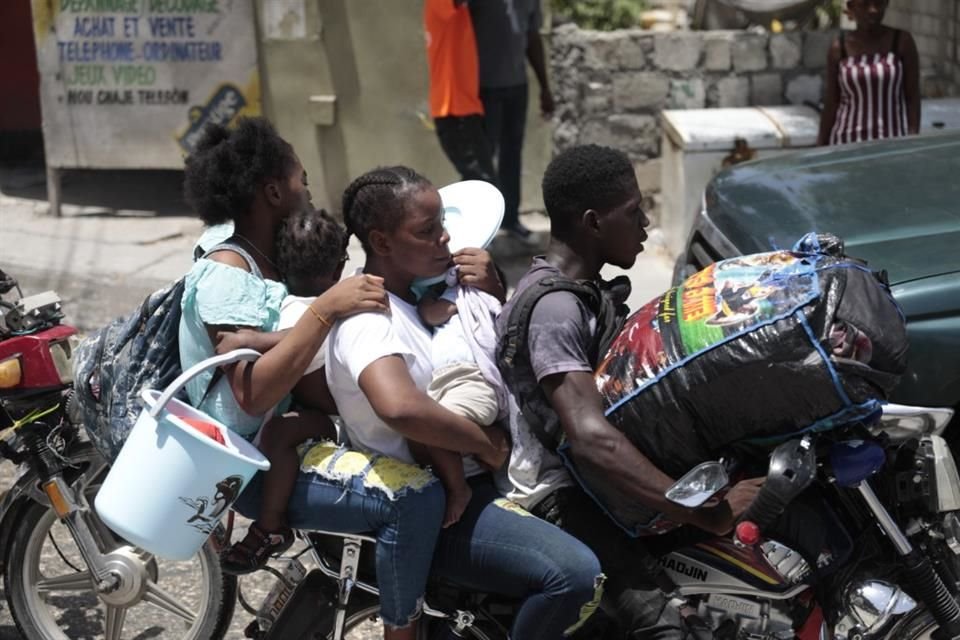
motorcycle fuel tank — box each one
[661,537,809,597]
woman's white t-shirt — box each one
[325,293,434,464]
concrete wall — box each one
[255,0,551,214]
[885,0,960,96]
[551,25,835,223]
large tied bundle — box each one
[565,239,908,536]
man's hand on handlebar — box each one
[691,477,764,536]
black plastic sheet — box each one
[563,245,908,536]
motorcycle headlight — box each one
[928,435,960,513]
[875,404,954,442]
[836,580,916,639]
[0,357,21,389]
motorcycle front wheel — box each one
[4,471,236,639]
[886,608,956,639]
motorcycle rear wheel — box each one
[4,474,236,639]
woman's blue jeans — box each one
[233,446,445,629]
[234,451,602,638]
[432,477,604,639]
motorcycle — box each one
[239,403,960,640]
[0,269,236,639]
[6,266,959,640]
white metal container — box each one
[660,105,819,257]
[659,97,960,258]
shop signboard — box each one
[31,0,261,173]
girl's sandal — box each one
[220,522,295,575]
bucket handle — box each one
[149,349,262,419]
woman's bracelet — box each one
[308,303,332,329]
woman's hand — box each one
[314,274,389,321]
[453,249,505,302]
[477,426,511,471]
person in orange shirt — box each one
[423,0,496,184]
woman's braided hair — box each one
[341,166,431,252]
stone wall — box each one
[885,0,960,96]
[551,25,835,223]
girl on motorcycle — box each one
[317,165,605,640]
[181,118,445,640]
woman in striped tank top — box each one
[816,0,920,146]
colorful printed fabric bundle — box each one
[565,236,908,536]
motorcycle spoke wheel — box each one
[36,571,94,594]
[4,475,233,639]
[142,581,198,624]
[104,606,126,640]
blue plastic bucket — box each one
[95,349,270,560]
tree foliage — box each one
[551,0,649,30]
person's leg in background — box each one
[433,115,497,184]
[479,86,505,173]
[495,84,532,240]
[431,477,605,640]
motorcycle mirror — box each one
[0,270,18,296]
[665,461,730,508]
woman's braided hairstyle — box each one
[341,166,431,252]
[183,117,296,226]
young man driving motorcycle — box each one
[496,144,764,639]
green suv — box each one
[672,133,960,426]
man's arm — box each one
[525,30,554,117]
[900,31,921,135]
[816,38,842,146]
[542,371,760,535]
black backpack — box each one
[496,274,631,451]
